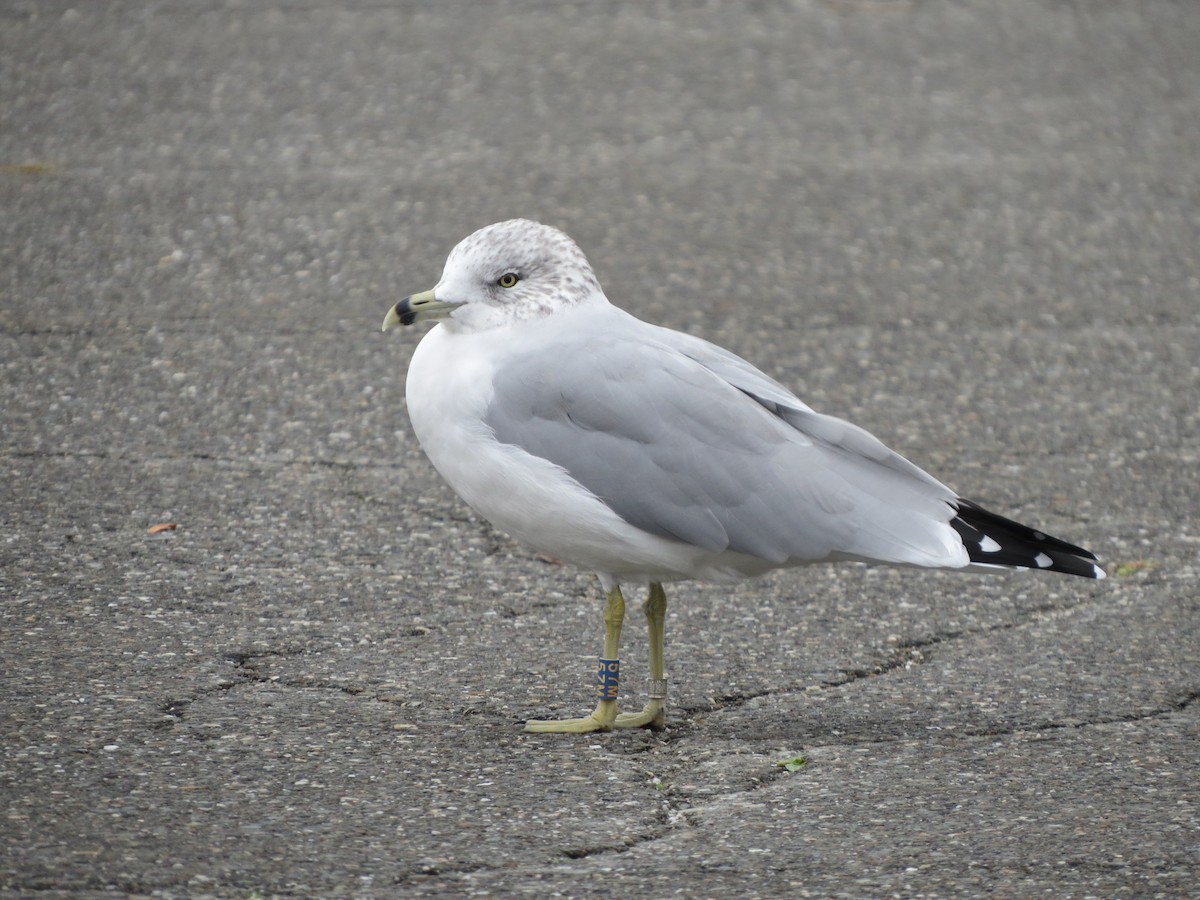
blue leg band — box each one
[596,657,620,700]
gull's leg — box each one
[524,584,626,733]
[615,582,667,729]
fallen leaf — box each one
[147,523,177,534]
[1114,559,1156,577]
[775,755,808,773]
[0,162,56,175]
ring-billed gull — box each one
[382,219,1104,734]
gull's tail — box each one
[949,498,1105,579]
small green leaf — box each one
[1114,559,1156,577]
[776,755,807,772]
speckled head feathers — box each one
[434,219,606,330]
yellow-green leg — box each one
[615,582,667,730]
[524,584,626,733]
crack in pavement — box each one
[11,873,195,895]
[140,647,1196,886]
[0,319,374,338]
[975,688,1200,734]
[521,692,1200,873]
[558,808,676,862]
[219,649,397,701]
[389,797,683,888]
[680,595,1105,719]
[793,688,1200,752]
[2,447,405,472]
[129,579,1164,883]
[154,648,402,732]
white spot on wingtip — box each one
[978,535,1002,553]
[1093,565,1107,580]
[1034,552,1053,568]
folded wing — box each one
[484,320,969,570]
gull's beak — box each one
[382,290,463,331]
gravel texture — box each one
[2,1,1197,897]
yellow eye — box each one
[497,272,519,288]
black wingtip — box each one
[950,498,1105,579]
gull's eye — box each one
[497,272,519,288]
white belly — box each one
[403,324,755,585]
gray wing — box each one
[647,323,952,493]
[483,322,958,566]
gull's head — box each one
[383,219,605,333]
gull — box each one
[382,219,1104,734]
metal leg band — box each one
[648,677,668,700]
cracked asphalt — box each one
[2,1,1198,896]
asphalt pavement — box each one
[2,1,1197,896]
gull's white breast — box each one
[404,317,736,585]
